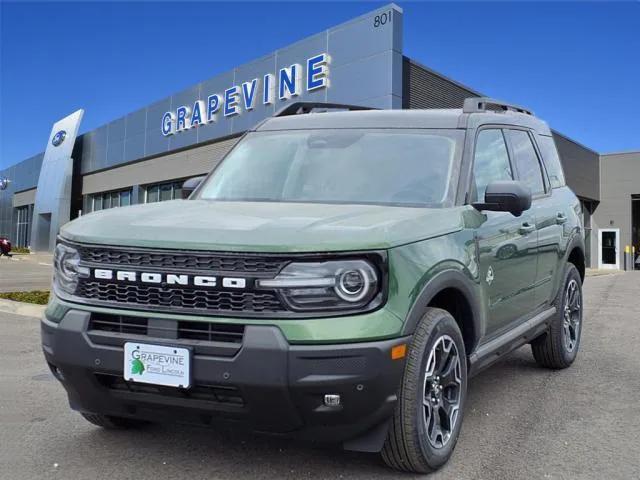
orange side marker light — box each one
[391,344,407,360]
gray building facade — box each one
[0,3,624,269]
[592,151,640,269]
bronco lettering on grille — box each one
[93,269,248,289]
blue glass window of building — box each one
[15,205,32,248]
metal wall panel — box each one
[592,152,640,268]
[124,132,146,163]
[91,125,108,172]
[403,59,479,109]
[0,153,43,241]
[125,107,147,136]
[552,133,600,202]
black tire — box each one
[381,308,467,473]
[81,412,149,429]
[531,263,583,369]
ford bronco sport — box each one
[42,98,585,473]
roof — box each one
[256,106,551,134]
[257,108,464,130]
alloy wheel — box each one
[563,279,581,352]
[422,335,462,449]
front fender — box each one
[387,231,484,353]
[400,268,483,350]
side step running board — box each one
[469,307,555,376]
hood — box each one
[60,200,464,252]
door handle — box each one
[519,223,536,235]
[556,213,568,225]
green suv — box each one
[42,98,585,473]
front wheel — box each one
[381,308,467,473]
[531,263,583,369]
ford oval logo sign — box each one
[52,130,67,147]
[0,177,9,191]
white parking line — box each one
[38,263,52,266]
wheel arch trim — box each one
[565,233,586,274]
[401,269,483,353]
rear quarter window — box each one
[537,135,566,189]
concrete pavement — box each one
[0,253,53,293]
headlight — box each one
[53,243,88,295]
[257,260,381,312]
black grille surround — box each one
[57,239,388,319]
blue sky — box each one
[1,1,639,169]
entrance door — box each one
[599,229,620,270]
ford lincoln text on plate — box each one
[42,98,585,473]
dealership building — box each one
[0,4,636,269]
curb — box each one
[585,269,625,278]
[0,298,46,318]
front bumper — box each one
[41,309,408,447]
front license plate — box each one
[123,342,191,388]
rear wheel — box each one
[381,308,467,473]
[531,263,583,369]
[81,413,149,429]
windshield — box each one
[196,129,463,207]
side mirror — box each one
[181,176,206,199]
[473,180,532,217]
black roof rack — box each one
[463,97,533,116]
[274,102,375,118]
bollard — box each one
[625,245,629,271]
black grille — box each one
[88,315,245,344]
[77,281,286,314]
[77,245,287,274]
[95,374,244,406]
[178,321,244,343]
[89,314,148,335]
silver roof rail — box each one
[463,97,533,116]
[274,102,375,117]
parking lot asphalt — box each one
[0,254,53,293]
[1,272,639,480]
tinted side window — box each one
[507,130,545,195]
[473,129,512,202]
[537,135,566,189]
